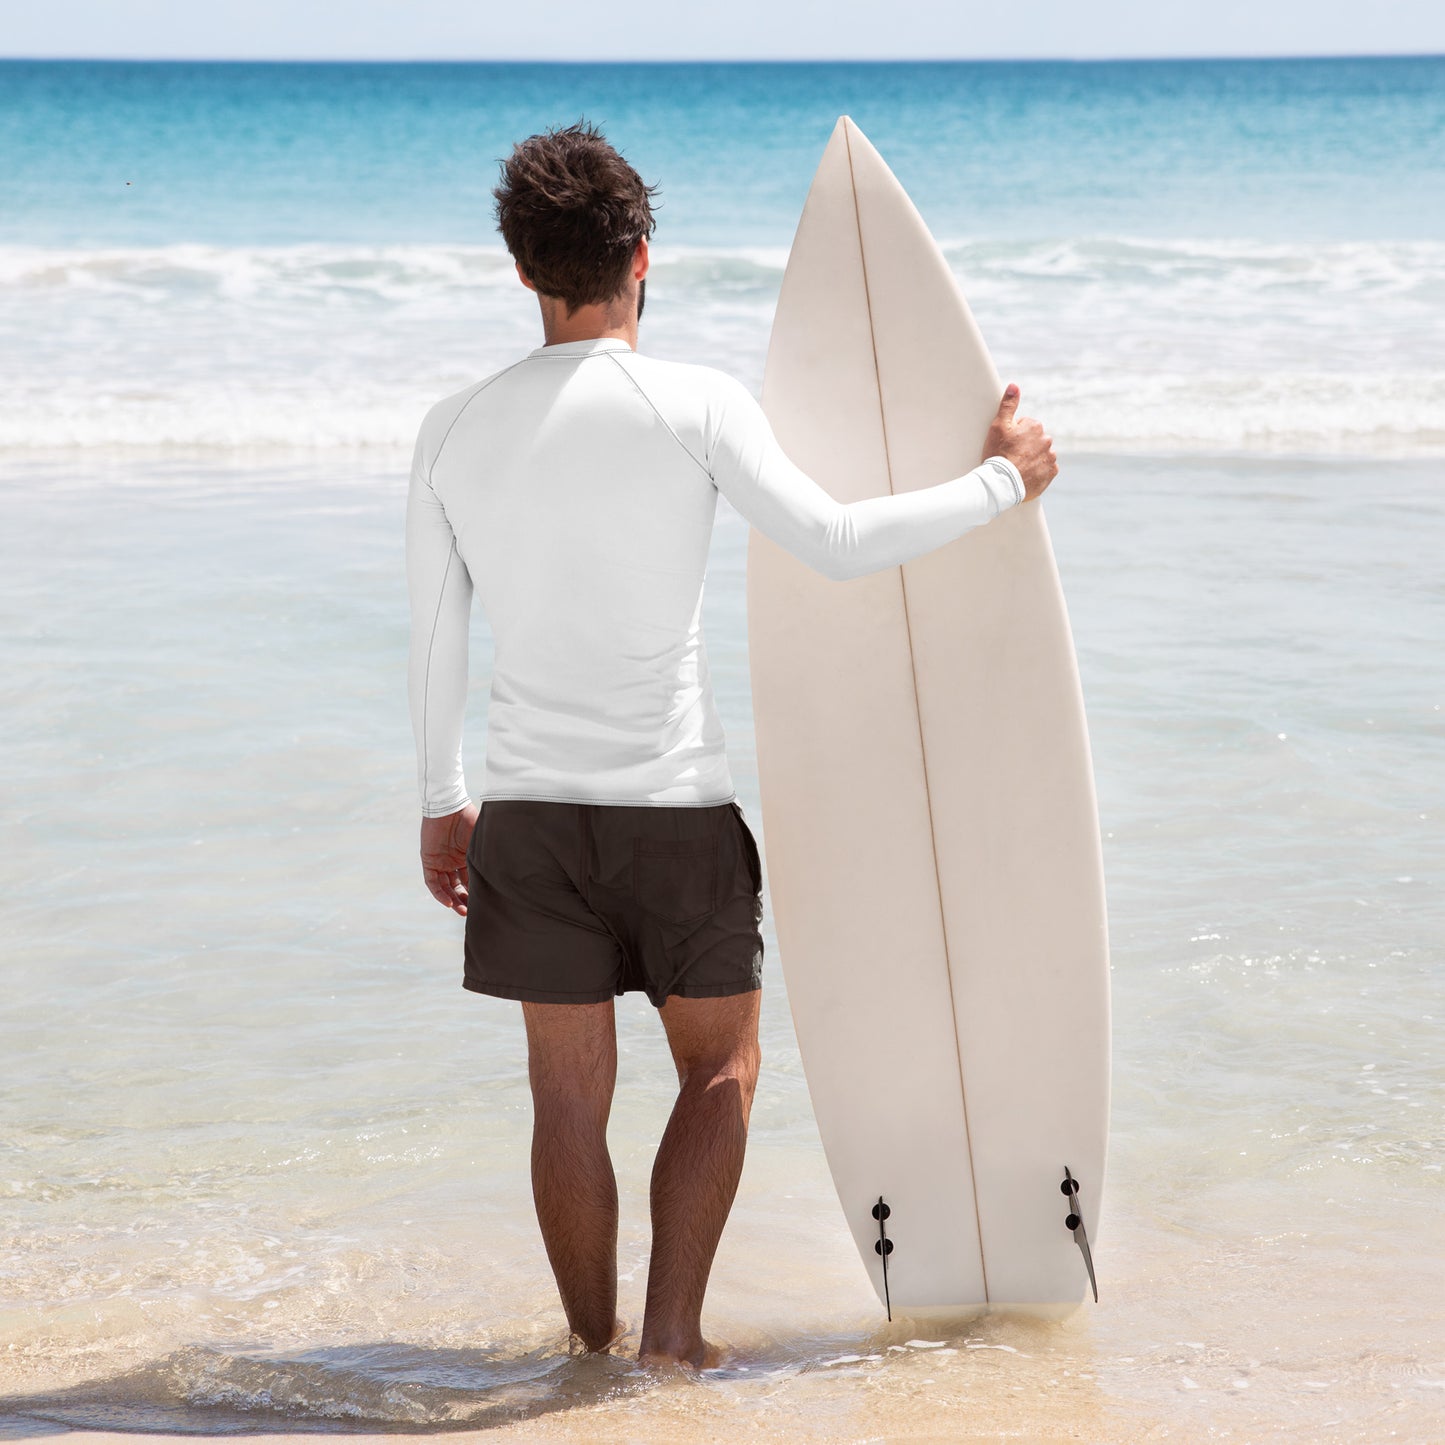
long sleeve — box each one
[705,373,1024,581]
[406,426,475,818]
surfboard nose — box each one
[828,115,888,180]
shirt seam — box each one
[604,353,715,484]
[986,455,1025,504]
[427,359,528,487]
[419,542,459,807]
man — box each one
[407,120,1057,1371]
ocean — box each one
[1,56,1442,1443]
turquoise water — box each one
[3,57,1443,245]
[2,56,1443,1443]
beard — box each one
[636,276,646,323]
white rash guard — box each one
[407,336,1025,815]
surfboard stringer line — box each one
[840,113,991,1304]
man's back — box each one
[406,335,1025,818]
[408,335,748,812]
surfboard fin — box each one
[872,1196,894,1321]
[1061,1166,1098,1302]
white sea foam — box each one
[0,240,787,299]
[1,236,1440,456]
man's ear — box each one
[515,261,537,293]
[634,235,650,281]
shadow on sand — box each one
[0,1336,659,1437]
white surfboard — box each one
[746,117,1111,1314]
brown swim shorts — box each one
[463,798,765,1008]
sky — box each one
[2,0,1443,62]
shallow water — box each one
[2,451,1441,1442]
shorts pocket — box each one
[731,803,763,898]
[466,803,486,872]
[632,836,719,925]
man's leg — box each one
[638,989,762,1368]
[521,998,622,1353]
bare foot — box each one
[569,1316,629,1356]
[637,1336,726,1370]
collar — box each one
[527,337,634,358]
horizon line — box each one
[2,50,1442,65]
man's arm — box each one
[407,425,479,913]
[704,374,1047,581]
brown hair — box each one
[493,119,659,314]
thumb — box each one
[996,382,1020,420]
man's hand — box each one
[420,803,480,916]
[983,384,1058,501]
